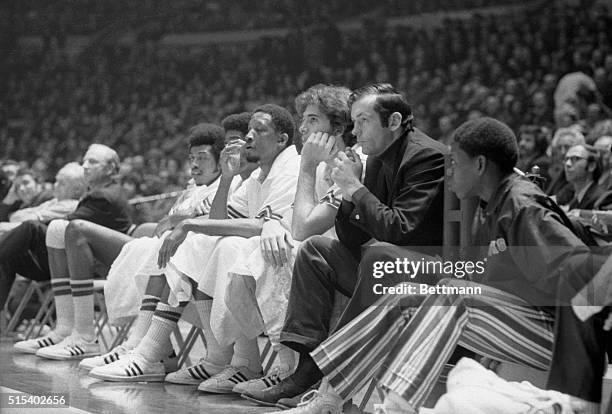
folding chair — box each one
[174,324,206,368]
[107,315,136,350]
[2,279,55,339]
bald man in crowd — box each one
[13,144,132,357]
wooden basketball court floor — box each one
[0,337,287,414]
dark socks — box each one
[287,352,323,388]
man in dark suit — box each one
[8,144,132,356]
[242,83,447,405]
[565,144,605,210]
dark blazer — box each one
[335,127,447,250]
[567,182,605,211]
[67,181,132,233]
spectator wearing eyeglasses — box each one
[546,127,586,205]
[564,144,604,210]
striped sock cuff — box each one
[139,295,161,312]
[70,280,94,297]
[51,278,72,296]
[152,302,187,324]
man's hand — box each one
[302,132,336,165]
[220,139,244,178]
[331,151,364,200]
[157,223,189,269]
[154,216,176,237]
[260,219,294,267]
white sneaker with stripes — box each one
[35,334,100,360]
[197,366,262,394]
[272,390,343,414]
[232,365,291,395]
[79,344,133,371]
[88,352,165,382]
[164,358,225,385]
[13,332,66,354]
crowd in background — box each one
[2,1,612,204]
[3,0,522,38]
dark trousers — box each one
[333,243,440,331]
[280,236,439,352]
[280,236,360,352]
[0,220,50,309]
[546,305,611,403]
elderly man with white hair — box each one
[13,144,132,358]
[0,162,87,310]
[0,162,86,234]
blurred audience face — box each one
[552,131,583,164]
[532,91,547,109]
[189,144,220,186]
[467,110,483,121]
[54,163,86,200]
[1,164,20,183]
[564,145,594,184]
[439,116,453,135]
[587,103,603,124]
[484,96,501,116]
[594,135,612,171]
[604,54,612,72]
[351,94,394,155]
[518,132,537,158]
[244,112,282,164]
[132,156,145,171]
[14,173,41,204]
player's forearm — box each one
[292,162,319,238]
[182,216,263,238]
[209,176,234,219]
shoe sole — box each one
[232,386,265,395]
[13,346,41,354]
[241,393,281,407]
[164,376,202,385]
[36,352,100,361]
[88,371,165,382]
[197,385,237,394]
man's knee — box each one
[46,219,70,250]
[65,220,91,246]
[216,236,246,251]
[65,219,91,238]
[360,245,437,285]
[296,235,337,260]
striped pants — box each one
[311,280,555,411]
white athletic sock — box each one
[232,335,262,373]
[123,293,161,349]
[135,301,186,363]
[194,299,232,366]
[71,279,95,341]
[50,278,74,337]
